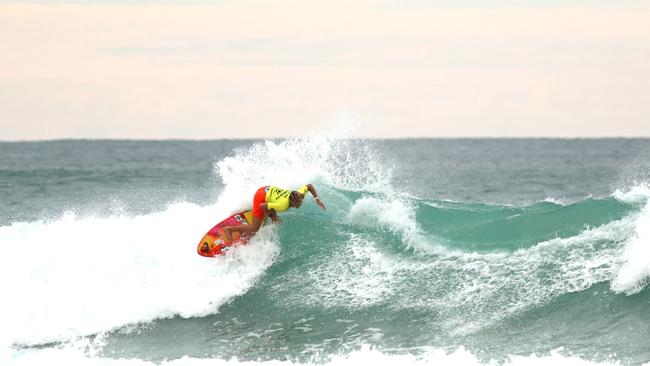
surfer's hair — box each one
[290,191,303,202]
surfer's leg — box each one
[223,187,267,242]
[223,215,264,242]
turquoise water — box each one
[2,138,650,365]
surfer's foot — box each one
[223,227,233,243]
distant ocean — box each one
[2,138,650,365]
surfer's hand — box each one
[270,214,280,224]
[316,198,326,210]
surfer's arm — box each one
[222,214,264,242]
[306,184,326,209]
[269,209,280,224]
[260,203,280,224]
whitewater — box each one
[1,138,650,365]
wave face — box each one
[2,138,650,365]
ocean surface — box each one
[2,138,650,365]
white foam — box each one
[542,197,569,205]
[347,196,421,246]
[611,200,650,294]
[2,344,631,366]
[613,183,650,204]
[0,203,279,347]
[305,234,397,308]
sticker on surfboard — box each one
[197,210,258,257]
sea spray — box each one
[214,137,393,202]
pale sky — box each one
[1,0,649,140]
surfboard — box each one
[197,210,259,257]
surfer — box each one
[223,184,326,242]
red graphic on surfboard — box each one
[197,210,260,257]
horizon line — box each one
[2,136,650,143]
